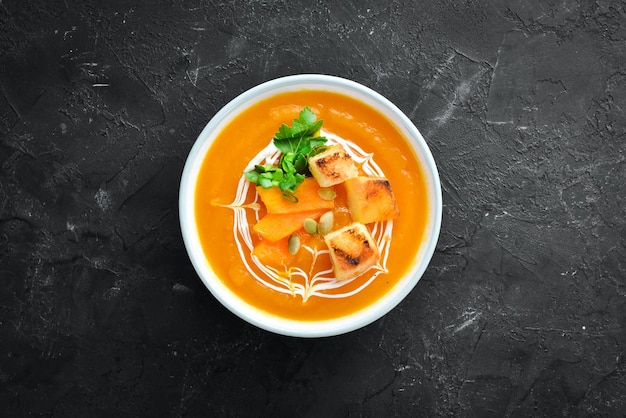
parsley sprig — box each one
[244,107,327,201]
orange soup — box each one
[195,90,429,321]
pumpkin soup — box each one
[195,90,429,321]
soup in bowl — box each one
[179,74,441,337]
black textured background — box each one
[1,0,625,416]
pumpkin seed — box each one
[317,187,336,200]
[318,211,334,236]
[303,218,318,235]
[288,234,301,254]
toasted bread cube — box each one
[345,176,399,224]
[308,145,359,187]
[324,222,380,281]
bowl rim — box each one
[179,74,442,338]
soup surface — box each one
[195,90,429,321]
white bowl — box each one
[179,74,442,337]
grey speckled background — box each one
[1,0,625,416]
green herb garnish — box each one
[244,107,327,200]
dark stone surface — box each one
[1,0,625,416]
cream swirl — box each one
[225,130,393,302]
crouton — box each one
[344,176,399,224]
[308,145,359,187]
[324,222,380,281]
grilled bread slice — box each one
[324,222,380,281]
[308,145,359,187]
[345,176,399,224]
